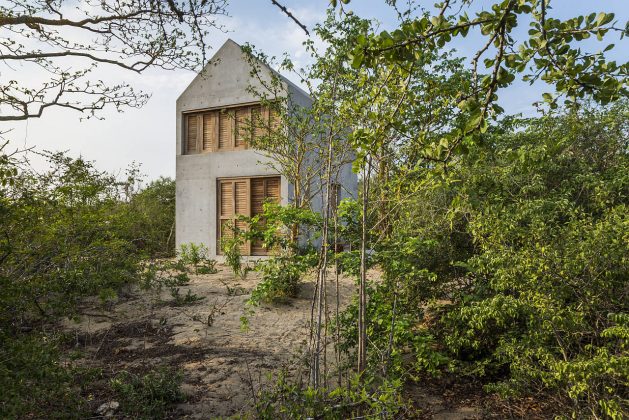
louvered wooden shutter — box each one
[218,179,251,255]
[234,179,249,254]
[250,176,281,255]
[250,178,266,255]
[251,105,265,141]
[235,107,250,149]
[218,180,234,253]
[270,108,282,134]
[250,178,265,216]
[218,110,232,149]
[266,177,281,204]
[203,112,216,151]
[186,115,198,154]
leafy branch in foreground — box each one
[336,0,628,163]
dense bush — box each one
[0,150,178,417]
[244,202,320,304]
[127,176,176,257]
[348,105,629,417]
[440,106,629,417]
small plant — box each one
[196,259,217,274]
[179,243,218,274]
[248,253,316,306]
[140,260,203,306]
[110,368,185,419]
[251,371,413,418]
[221,233,244,278]
[170,288,204,306]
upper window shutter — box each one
[235,107,250,148]
[203,112,216,151]
[186,115,198,154]
[269,107,282,134]
[218,110,232,149]
[251,105,265,140]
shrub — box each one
[220,224,245,278]
[248,253,317,305]
[179,243,217,274]
[110,368,184,419]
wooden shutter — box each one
[250,176,281,256]
[251,105,266,141]
[218,178,251,255]
[250,178,266,255]
[235,107,250,149]
[219,181,233,218]
[218,110,232,149]
[186,115,198,154]
[203,112,216,151]
[218,180,234,253]
[234,179,249,254]
[270,107,282,134]
[266,177,281,204]
[251,178,265,216]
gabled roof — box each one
[177,38,311,103]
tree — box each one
[333,0,628,163]
[0,0,229,121]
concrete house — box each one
[176,39,357,258]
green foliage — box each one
[127,177,176,257]
[252,371,413,418]
[179,243,218,274]
[0,151,142,327]
[333,104,628,418]
[0,150,179,417]
[0,333,89,419]
[110,368,185,419]
[246,202,322,252]
[221,227,245,278]
[141,259,205,306]
[436,105,629,417]
[248,253,317,306]
[244,203,320,305]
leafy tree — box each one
[334,0,628,163]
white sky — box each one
[3,0,628,181]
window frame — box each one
[182,101,272,154]
[216,175,281,256]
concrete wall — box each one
[175,39,357,258]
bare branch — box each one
[269,0,309,35]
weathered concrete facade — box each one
[176,39,357,258]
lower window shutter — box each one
[218,181,233,253]
[234,180,250,255]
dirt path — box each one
[62,265,356,418]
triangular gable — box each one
[177,39,309,112]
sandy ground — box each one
[62,265,356,418]
[61,265,483,419]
